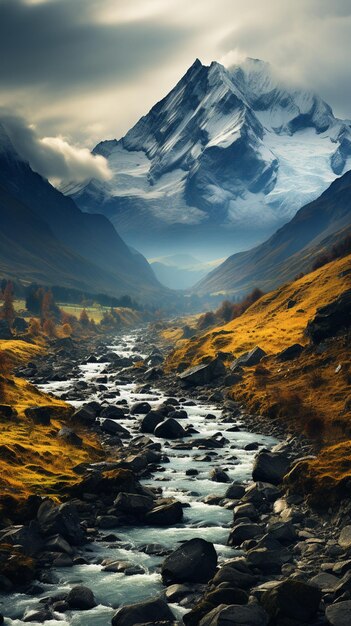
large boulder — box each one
[154,418,186,439]
[227,523,263,547]
[306,289,351,343]
[140,410,165,433]
[100,419,130,437]
[277,343,304,361]
[252,451,291,485]
[230,347,266,370]
[37,500,84,545]
[261,579,321,622]
[198,603,269,626]
[144,502,183,526]
[67,585,97,610]
[100,405,125,419]
[179,358,226,385]
[114,492,154,515]
[326,600,351,626]
[161,538,217,585]
[111,597,175,626]
[130,401,152,415]
[24,406,53,425]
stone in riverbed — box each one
[225,483,246,499]
[261,579,321,622]
[252,450,291,485]
[23,608,53,623]
[326,600,351,626]
[100,405,125,419]
[154,418,186,439]
[198,603,268,626]
[179,358,226,385]
[100,418,130,437]
[144,501,183,526]
[67,585,96,610]
[111,597,175,626]
[140,410,165,433]
[130,401,152,415]
[37,500,84,545]
[210,467,230,483]
[227,523,263,547]
[114,492,154,515]
[161,538,217,585]
[338,525,351,550]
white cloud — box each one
[0,112,111,185]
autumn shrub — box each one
[42,319,56,338]
[308,370,325,389]
[28,318,41,337]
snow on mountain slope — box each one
[65,57,351,257]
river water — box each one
[1,331,277,626]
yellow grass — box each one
[167,254,351,369]
[0,340,102,498]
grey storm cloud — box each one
[0,0,350,148]
[0,0,189,90]
[0,111,111,185]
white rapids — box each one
[0,330,277,625]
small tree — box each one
[28,318,41,337]
[42,318,56,338]
[79,309,90,328]
[1,282,15,326]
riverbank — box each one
[0,326,350,625]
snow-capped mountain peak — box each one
[65,57,351,258]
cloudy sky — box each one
[0,0,351,180]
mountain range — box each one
[65,57,351,259]
[0,124,164,303]
[194,170,351,296]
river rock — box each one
[67,585,97,610]
[179,358,226,385]
[247,547,292,573]
[114,492,154,515]
[261,579,321,622]
[326,600,351,626]
[225,483,246,499]
[100,418,130,437]
[161,538,217,584]
[71,405,97,424]
[227,523,263,546]
[154,418,186,439]
[339,525,351,550]
[100,405,125,419]
[252,451,291,485]
[198,603,269,626]
[111,597,175,626]
[37,500,85,545]
[210,467,230,483]
[144,502,183,526]
[23,608,53,622]
[140,410,165,433]
[212,565,257,590]
[130,402,152,415]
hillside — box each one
[167,254,351,503]
[0,124,165,303]
[0,340,102,498]
[195,170,351,296]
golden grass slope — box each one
[167,254,351,370]
[0,340,102,499]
